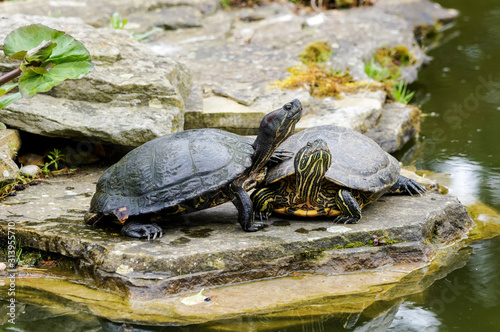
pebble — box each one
[20,165,41,177]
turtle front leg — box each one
[333,189,362,224]
[267,147,294,166]
[250,186,277,222]
[230,182,266,232]
[388,175,426,196]
[121,222,163,240]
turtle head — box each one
[294,139,332,204]
[251,99,302,172]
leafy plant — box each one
[392,81,415,104]
[364,58,400,82]
[15,237,22,266]
[220,0,231,8]
[42,148,64,175]
[110,12,128,29]
[47,9,62,18]
[0,24,93,110]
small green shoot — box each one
[392,81,415,104]
[110,12,128,29]
[9,142,18,157]
[220,0,231,9]
[15,237,22,266]
[47,10,62,18]
[364,58,400,82]
[42,148,65,175]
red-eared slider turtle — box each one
[251,125,425,223]
[85,100,302,239]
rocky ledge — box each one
[0,0,458,152]
[0,166,474,303]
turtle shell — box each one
[90,129,255,216]
[265,125,400,194]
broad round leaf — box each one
[4,24,91,64]
[18,61,93,98]
[4,24,93,98]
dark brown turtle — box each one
[85,99,302,239]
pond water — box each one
[2,0,500,331]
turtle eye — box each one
[284,104,292,111]
[306,142,312,147]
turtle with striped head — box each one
[251,125,426,223]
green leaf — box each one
[4,24,92,65]
[0,83,18,97]
[18,61,93,98]
[9,50,27,60]
[27,67,50,75]
[4,24,94,98]
[0,92,22,109]
[18,69,64,98]
[25,40,57,64]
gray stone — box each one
[0,15,192,146]
[0,152,18,185]
[0,128,21,159]
[0,165,474,301]
[297,91,386,133]
[148,1,435,143]
[374,0,460,30]
[0,1,455,149]
[19,165,41,177]
[0,128,21,185]
[0,0,219,29]
[365,102,421,153]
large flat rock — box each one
[0,15,192,147]
[0,242,472,326]
[0,166,474,302]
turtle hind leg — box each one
[333,189,361,224]
[84,212,104,226]
[121,222,163,240]
[251,186,278,222]
[388,175,426,196]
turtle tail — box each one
[84,212,104,226]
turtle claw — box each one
[121,222,163,240]
[405,180,426,196]
[245,222,268,232]
[333,216,359,224]
[390,176,427,196]
[253,211,271,222]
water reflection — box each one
[431,156,482,206]
[388,303,441,332]
[465,240,500,308]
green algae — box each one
[298,41,332,65]
[273,41,391,99]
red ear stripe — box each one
[263,109,279,124]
